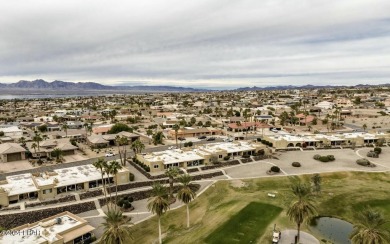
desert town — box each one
[1,86,390,243]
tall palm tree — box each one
[31,143,38,154]
[51,148,63,163]
[350,207,390,244]
[62,123,69,138]
[287,181,317,243]
[109,160,123,208]
[100,209,133,244]
[115,136,127,166]
[147,183,170,244]
[93,158,110,210]
[177,174,196,228]
[172,124,180,148]
[18,137,26,146]
[152,131,165,145]
[131,139,145,155]
[33,133,43,151]
[165,167,180,200]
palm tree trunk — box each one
[186,204,190,228]
[297,223,300,244]
[169,177,174,199]
[158,217,162,244]
[115,175,118,210]
[101,172,109,211]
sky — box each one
[1,0,390,90]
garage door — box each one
[7,153,21,162]
[62,150,75,156]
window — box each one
[218,155,222,158]
[154,165,159,169]
[43,189,52,194]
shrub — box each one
[313,154,321,160]
[319,156,330,162]
[374,147,382,154]
[367,151,379,158]
[129,173,135,182]
[292,162,301,167]
[242,154,250,158]
[188,141,193,147]
[270,166,280,173]
[327,155,335,161]
[223,156,230,161]
[356,158,374,167]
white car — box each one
[105,152,115,157]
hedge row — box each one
[241,158,253,163]
[79,189,103,200]
[0,201,96,229]
[201,160,240,170]
[26,195,76,208]
[186,168,199,173]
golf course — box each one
[131,171,390,243]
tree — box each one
[93,158,110,210]
[131,139,145,155]
[51,148,63,163]
[33,133,43,151]
[165,167,179,200]
[37,124,48,133]
[177,174,196,228]
[18,137,26,146]
[146,129,153,144]
[62,124,69,138]
[109,160,123,208]
[108,123,133,134]
[152,131,165,145]
[350,207,390,244]
[115,136,128,166]
[100,209,133,244]
[147,183,170,244]
[31,143,38,154]
[172,124,180,148]
[287,180,317,243]
[363,124,367,132]
[311,174,321,194]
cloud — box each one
[1,0,390,89]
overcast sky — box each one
[1,0,390,89]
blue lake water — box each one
[309,217,353,244]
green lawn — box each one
[204,202,282,244]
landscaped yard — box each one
[130,171,390,243]
[204,202,282,244]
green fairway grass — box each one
[204,202,282,244]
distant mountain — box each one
[0,79,208,92]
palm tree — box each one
[363,123,367,132]
[93,158,110,210]
[31,143,38,154]
[311,174,321,194]
[51,148,63,163]
[100,209,133,244]
[115,136,128,166]
[350,207,390,244]
[165,167,179,200]
[62,123,69,138]
[172,124,180,148]
[131,139,145,155]
[33,133,43,151]
[18,137,26,146]
[177,174,196,228]
[147,183,170,244]
[109,160,123,208]
[287,180,317,243]
[152,131,165,145]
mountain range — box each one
[0,79,208,92]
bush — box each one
[374,147,382,154]
[313,154,321,160]
[129,173,135,182]
[318,156,330,162]
[356,158,375,167]
[242,154,250,158]
[367,151,379,158]
[270,166,280,173]
[327,155,335,161]
[223,156,230,161]
[292,162,301,167]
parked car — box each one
[168,146,177,150]
[223,138,233,142]
[178,137,186,141]
[105,152,115,157]
[206,137,216,141]
[198,136,207,139]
